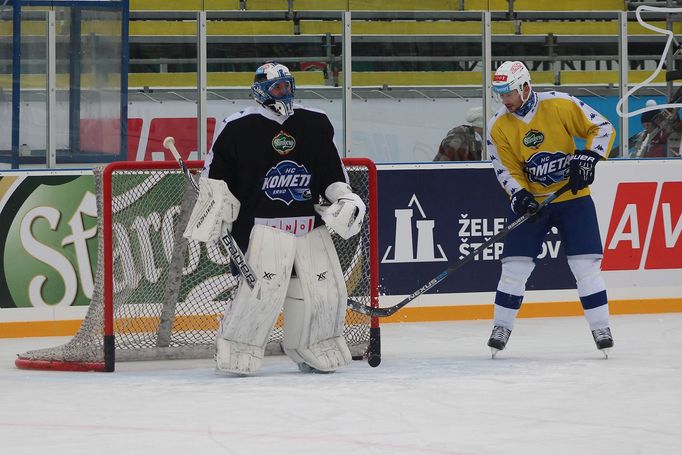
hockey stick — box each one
[163,137,258,290]
[346,183,572,318]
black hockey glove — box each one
[569,150,601,195]
[510,189,540,217]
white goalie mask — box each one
[492,61,532,104]
[251,61,296,116]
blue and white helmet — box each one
[252,61,296,116]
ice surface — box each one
[1,314,681,455]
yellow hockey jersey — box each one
[487,91,616,203]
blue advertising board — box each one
[377,166,575,296]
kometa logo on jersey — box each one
[525,151,571,187]
[262,160,312,205]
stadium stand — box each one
[128,0,628,12]
[298,20,516,35]
[129,20,295,36]
[499,0,624,11]
[130,0,242,11]
[5,1,679,90]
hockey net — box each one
[15,158,379,372]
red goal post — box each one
[15,158,379,372]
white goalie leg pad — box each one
[282,227,352,372]
[216,225,296,375]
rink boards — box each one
[376,160,682,322]
[0,160,680,336]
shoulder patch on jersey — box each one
[272,130,296,155]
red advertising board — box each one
[603,182,682,270]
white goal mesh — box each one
[15,159,379,371]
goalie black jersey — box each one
[203,104,348,252]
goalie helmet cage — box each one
[15,158,379,372]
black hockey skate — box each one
[487,325,511,358]
[591,327,614,358]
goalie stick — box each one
[346,183,572,318]
[163,137,258,290]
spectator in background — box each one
[634,105,668,158]
[665,111,682,157]
[433,106,484,161]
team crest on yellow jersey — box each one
[525,151,571,186]
[523,129,545,149]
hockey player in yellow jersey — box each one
[486,61,616,358]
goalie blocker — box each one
[183,176,240,243]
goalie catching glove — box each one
[315,182,366,240]
[183,176,240,243]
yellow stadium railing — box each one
[503,0,624,11]
[561,70,667,85]
[129,20,295,36]
[521,20,682,35]
[128,71,326,88]
[299,19,516,35]
[339,70,555,86]
[130,0,241,11]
